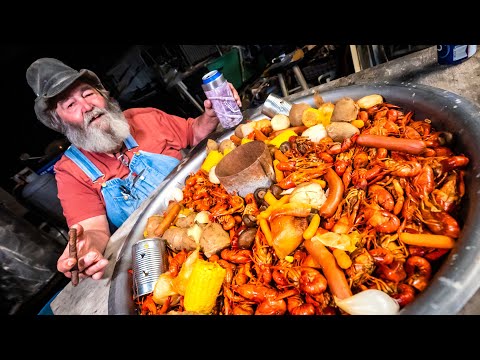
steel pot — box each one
[109,83,480,315]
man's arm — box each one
[57,214,111,281]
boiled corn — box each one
[201,150,224,173]
[183,259,226,314]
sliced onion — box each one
[335,289,400,315]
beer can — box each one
[202,70,243,129]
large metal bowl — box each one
[109,83,480,315]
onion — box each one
[209,166,220,184]
[152,272,178,305]
[194,211,211,225]
[335,289,400,315]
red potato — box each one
[356,134,427,155]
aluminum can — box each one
[202,70,243,129]
[132,238,168,299]
[437,45,477,65]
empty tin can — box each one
[261,93,292,118]
[132,238,168,299]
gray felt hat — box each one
[26,57,105,132]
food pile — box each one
[135,93,469,315]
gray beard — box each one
[64,100,131,153]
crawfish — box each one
[441,155,469,173]
[212,195,245,217]
[243,193,260,217]
[276,164,331,190]
[353,151,369,169]
[345,248,375,288]
[432,172,460,213]
[403,126,422,140]
[368,184,395,212]
[363,202,401,234]
[377,260,407,283]
[221,249,252,264]
[216,259,236,284]
[391,178,405,215]
[351,164,384,190]
[327,133,359,155]
[232,303,255,315]
[368,247,394,265]
[405,255,432,291]
[412,164,435,199]
[392,283,416,308]
[382,158,422,177]
[298,267,327,296]
[409,119,431,137]
[419,205,460,238]
[287,295,316,315]
[252,228,273,267]
[168,249,188,277]
[233,284,286,315]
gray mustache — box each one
[84,108,106,124]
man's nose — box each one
[79,98,94,112]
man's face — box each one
[56,81,130,153]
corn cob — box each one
[183,259,226,314]
[201,150,224,173]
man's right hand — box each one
[57,215,111,281]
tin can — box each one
[261,93,292,118]
[437,45,477,65]
[132,238,168,299]
[202,70,243,129]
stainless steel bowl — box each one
[109,83,480,315]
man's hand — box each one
[203,82,242,116]
[57,215,111,281]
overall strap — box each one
[64,146,104,182]
[124,134,138,150]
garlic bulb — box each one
[335,289,400,315]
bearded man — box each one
[26,57,241,284]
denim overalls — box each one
[64,135,180,230]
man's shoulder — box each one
[124,107,186,123]
[123,107,164,118]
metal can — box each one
[437,45,477,65]
[202,70,243,129]
[261,93,292,118]
[132,238,168,299]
